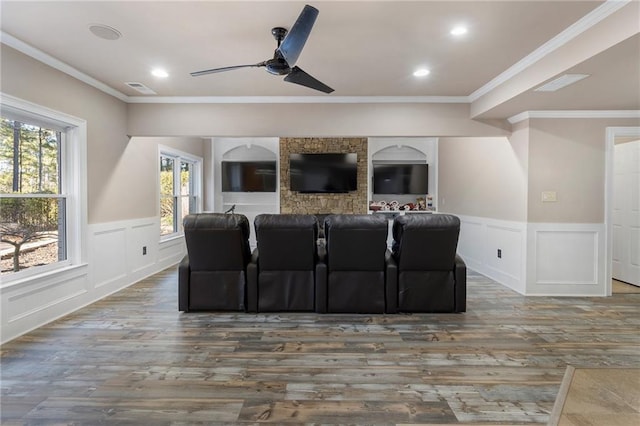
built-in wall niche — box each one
[368,138,438,210]
[221,145,277,193]
[211,138,280,248]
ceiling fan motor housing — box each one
[266,54,291,75]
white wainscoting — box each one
[1,216,185,343]
[526,222,606,296]
[456,216,607,296]
[456,215,527,294]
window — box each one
[159,148,201,237]
[0,95,86,279]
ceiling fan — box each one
[191,4,334,94]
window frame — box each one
[0,93,87,285]
[158,146,202,240]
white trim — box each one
[469,0,631,102]
[1,32,128,102]
[526,222,606,296]
[0,93,88,286]
[126,96,469,104]
[455,214,527,295]
[2,216,185,343]
[158,145,203,239]
[508,110,640,124]
[604,126,640,297]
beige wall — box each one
[1,46,128,223]
[438,136,528,222]
[4,44,639,227]
[126,102,511,138]
[117,137,205,221]
[526,118,638,223]
[0,46,204,223]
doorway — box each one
[606,127,640,295]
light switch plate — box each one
[542,191,557,202]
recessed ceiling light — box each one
[450,26,468,36]
[88,24,121,40]
[535,74,589,92]
[413,68,430,77]
[151,68,169,78]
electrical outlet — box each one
[541,191,557,202]
[142,246,147,255]
[497,249,502,258]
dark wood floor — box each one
[1,268,638,425]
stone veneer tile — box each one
[280,138,368,214]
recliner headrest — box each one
[184,213,250,239]
[324,214,387,231]
[255,214,318,232]
[393,213,460,232]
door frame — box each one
[605,126,640,296]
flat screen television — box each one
[290,153,357,193]
[373,163,428,194]
[221,161,277,192]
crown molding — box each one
[508,110,640,124]
[2,0,630,107]
[469,0,631,102]
[1,32,129,102]
[125,95,469,104]
[1,30,468,105]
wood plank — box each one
[1,267,638,425]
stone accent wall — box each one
[280,138,368,214]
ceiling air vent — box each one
[534,74,589,92]
[125,82,157,95]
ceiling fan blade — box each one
[284,66,334,93]
[190,62,265,77]
[277,4,318,67]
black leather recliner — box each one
[391,214,466,313]
[179,213,252,312]
[247,214,326,312]
[319,214,397,313]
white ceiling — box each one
[1,0,639,120]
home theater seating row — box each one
[178,212,466,314]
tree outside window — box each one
[0,117,66,274]
[160,151,199,237]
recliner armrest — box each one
[454,254,467,313]
[178,254,190,312]
[246,248,259,313]
[385,249,398,313]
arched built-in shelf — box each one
[211,138,280,248]
[368,138,438,247]
[368,138,437,209]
